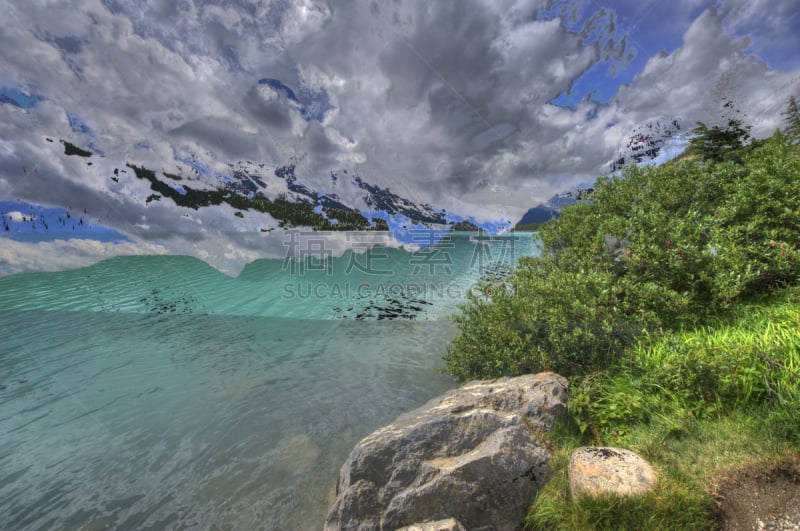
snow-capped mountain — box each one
[40,138,456,234]
[516,117,688,228]
[609,117,684,172]
[222,160,448,225]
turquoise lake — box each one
[0,232,537,530]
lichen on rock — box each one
[568,446,657,499]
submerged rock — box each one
[324,373,569,531]
[568,446,657,499]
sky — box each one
[1,0,799,274]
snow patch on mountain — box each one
[609,117,685,172]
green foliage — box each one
[63,140,92,157]
[782,95,800,144]
[569,373,660,440]
[514,222,548,231]
[687,119,752,163]
[446,259,685,382]
[569,286,800,442]
[687,99,753,163]
[635,289,800,427]
[445,133,800,382]
[528,476,712,531]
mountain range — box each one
[516,116,686,228]
[4,112,686,240]
[56,139,456,233]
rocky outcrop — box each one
[568,446,657,499]
[324,373,569,531]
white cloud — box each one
[609,6,797,138]
[0,237,168,276]
[6,211,29,222]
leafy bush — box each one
[444,134,800,382]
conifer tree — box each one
[687,73,753,163]
[782,95,800,144]
[688,99,752,162]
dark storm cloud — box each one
[305,122,338,156]
[243,85,294,131]
[272,0,620,202]
[377,3,501,109]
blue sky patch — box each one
[258,77,334,123]
[87,141,105,157]
[0,87,43,109]
[0,200,130,243]
[543,1,700,108]
[67,113,93,136]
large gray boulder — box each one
[324,373,569,531]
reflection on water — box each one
[0,310,457,529]
[0,233,537,529]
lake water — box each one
[0,232,537,530]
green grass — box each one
[631,292,800,423]
[526,286,800,530]
[528,414,798,530]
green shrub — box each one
[445,133,800,382]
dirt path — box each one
[716,462,800,530]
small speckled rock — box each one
[396,518,466,531]
[569,446,656,498]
